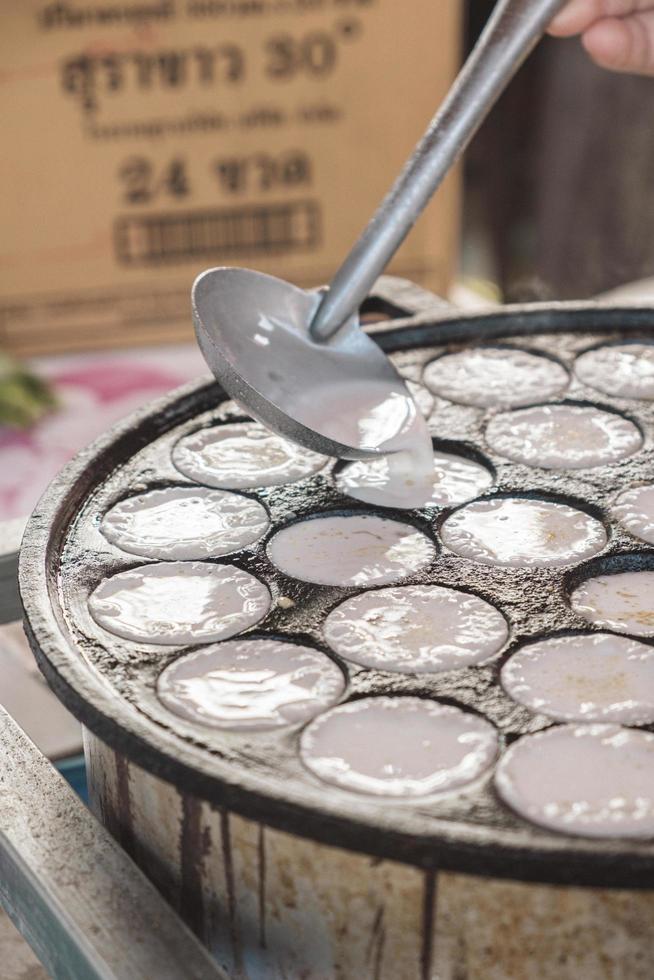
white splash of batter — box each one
[336,449,493,509]
[301,380,437,510]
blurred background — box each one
[465,1,654,303]
[3,0,654,526]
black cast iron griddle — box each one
[18,278,654,890]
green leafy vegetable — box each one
[0,353,58,429]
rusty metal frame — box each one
[0,704,226,980]
[1,527,225,978]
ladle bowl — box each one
[192,267,418,460]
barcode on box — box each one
[115,200,321,266]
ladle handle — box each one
[310,0,567,342]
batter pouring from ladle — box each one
[193,0,650,512]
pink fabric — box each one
[0,345,207,520]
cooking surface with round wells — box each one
[24,310,654,885]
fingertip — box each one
[547,21,573,38]
[582,18,630,69]
[548,0,600,37]
[548,15,578,37]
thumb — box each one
[583,12,654,74]
[549,1,654,36]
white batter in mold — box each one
[157,638,345,730]
[172,422,328,489]
[441,497,607,568]
[571,570,654,637]
[300,380,438,510]
[267,514,436,587]
[88,561,271,645]
[174,383,439,508]
[495,724,654,838]
[575,343,654,400]
[405,380,435,419]
[300,696,498,797]
[335,449,493,510]
[100,486,269,560]
[612,485,654,546]
[485,404,642,470]
[323,584,508,673]
[423,347,569,409]
[501,633,654,724]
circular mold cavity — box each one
[100,486,270,560]
[495,724,654,839]
[335,449,493,510]
[441,497,607,568]
[88,562,271,645]
[501,633,654,724]
[267,514,436,588]
[300,697,498,798]
[423,347,569,409]
[324,585,508,674]
[570,570,654,637]
[485,404,642,470]
[575,343,654,400]
[172,421,328,489]
[157,638,346,731]
[613,485,654,545]
[406,379,435,419]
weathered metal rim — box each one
[19,299,654,889]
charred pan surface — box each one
[18,279,654,887]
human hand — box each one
[549,1,654,75]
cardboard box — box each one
[0,0,461,355]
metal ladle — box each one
[193,0,567,459]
